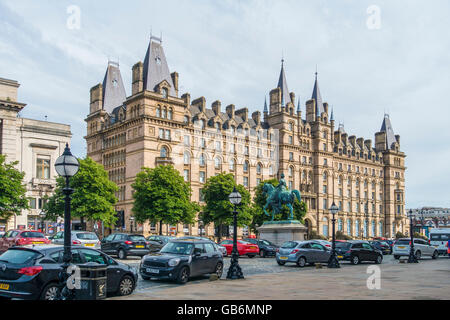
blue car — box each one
[276,240,331,267]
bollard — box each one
[315,263,323,269]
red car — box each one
[219,239,259,258]
[0,230,50,253]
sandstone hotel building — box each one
[85,36,408,239]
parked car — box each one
[50,231,101,249]
[311,239,332,249]
[393,238,438,260]
[429,228,450,255]
[368,240,391,255]
[334,241,383,265]
[140,239,224,284]
[276,240,331,267]
[243,238,278,258]
[177,236,227,257]
[101,233,150,259]
[145,235,176,252]
[0,230,51,253]
[219,239,259,258]
[0,245,138,300]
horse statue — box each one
[262,174,302,221]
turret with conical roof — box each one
[102,61,127,114]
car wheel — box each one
[215,262,223,278]
[351,255,360,265]
[394,255,400,259]
[118,275,135,296]
[296,256,306,267]
[118,249,127,260]
[177,267,190,284]
[375,255,383,264]
[415,250,421,260]
[432,251,438,259]
[259,250,265,258]
[277,260,286,266]
[40,283,60,300]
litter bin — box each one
[74,262,107,300]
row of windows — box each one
[103,151,126,168]
[156,106,173,120]
[109,168,126,184]
[29,198,47,210]
[103,133,126,150]
[322,218,385,238]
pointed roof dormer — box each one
[311,71,325,119]
[102,61,127,114]
[263,96,268,113]
[380,114,396,149]
[277,59,292,105]
[143,35,176,97]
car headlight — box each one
[168,258,181,267]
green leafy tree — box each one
[44,157,118,228]
[250,179,307,233]
[0,155,29,220]
[395,231,407,239]
[132,165,199,234]
[199,173,252,241]
[336,231,352,240]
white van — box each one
[429,228,450,255]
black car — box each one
[140,239,223,284]
[0,245,138,300]
[369,240,391,255]
[243,238,279,258]
[334,241,383,265]
[101,233,150,259]
[145,235,176,253]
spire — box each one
[263,96,268,113]
[312,69,325,119]
[330,107,334,121]
[380,114,396,149]
[102,60,127,114]
[277,58,292,106]
[143,35,176,96]
[296,98,301,114]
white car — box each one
[310,239,332,249]
[429,228,450,256]
[393,238,438,260]
[51,231,101,249]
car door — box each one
[300,243,316,262]
[362,243,375,261]
[204,243,220,272]
[101,234,115,253]
[311,243,329,262]
[191,243,208,276]
[111,234,124,253]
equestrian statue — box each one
[262,173,302,221]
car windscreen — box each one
[160,242,194,255]
[281,241,298,249]
[129,235,146,242]
[430,234,450,241]
[0,249,42,264]
[260,240,273,246]
[76,233,98,240]
[396,239,410,245]
[335,242,351,249]
[21,232,45,238]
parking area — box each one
[112,254,450,300]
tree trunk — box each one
[159,221,163,235]
[80,216,85,231]
[218,224,222,242]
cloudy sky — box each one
[1,0,449,208]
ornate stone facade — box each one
[85,37,408,239]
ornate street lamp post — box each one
[327,202,340,268]
[227,187,244,279]
[39,210,46,234]
[54,143,80,299]
[407,209,418,263]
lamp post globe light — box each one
[407,209,418,263]
[54,143,80,299]
[327,202,340,268]
[227,186,244,279]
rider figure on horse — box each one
[275,173,287,210]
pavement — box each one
[111,255,450,300]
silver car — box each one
[51,231,101,249]
[276,240,331,267]
[393,238,439,260]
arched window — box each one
[184,115,189,124]
[168,109,173,120]
[215,122,221,132]
[162,88,168,98]
[184,151,190,165]
[302,171,306,181]
[379,221,383,237]
[338,218,343,232]
[347,219,352,236]
[156,107,161,118]
[243,161,249,173]
[363,220,368,238]
[199,154,206,166]
[371,220,376,237]
[229,159,235,171]
[323,172,327,182]
[162,108,167,119]
[288,166,293,177]
[214,157,221,169]
[323,218,329,237]
[160,146,168,158]
[256,163,262,175]
[269,165,273,176]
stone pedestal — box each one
[256,220,307,246]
